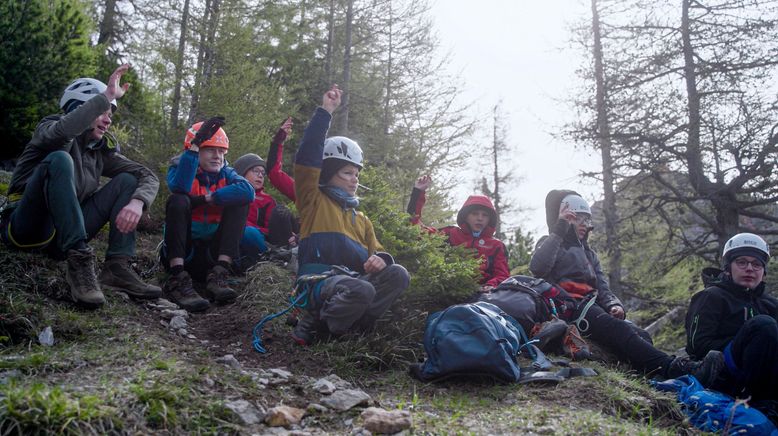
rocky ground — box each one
[0,228,699,435]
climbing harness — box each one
[571,292,598,334]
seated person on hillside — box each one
[529,189,724,383]
[291,85,410,345]
[1,64,161,308]
[685,233,777,417]
[162,118,254,312]
[233,117,298,264]
[407,175,509,292]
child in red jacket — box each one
[234,118,299,263]
[407,175,509,292]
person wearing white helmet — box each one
[530,189,725,383]
[686,233,777,413]
[1,64,160,308]
[289,85,409,345]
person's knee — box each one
[111,172,138,192]
[241,227,267,251]
[45,151,75,177]
[334,278,376,305]
[744,314,778,338]
[381,264,410,290]
[166,193,191,214]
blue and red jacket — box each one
[167,150,254,239]
[407,189,510,287]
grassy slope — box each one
[0,231,699,435]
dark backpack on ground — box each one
[409,302,527,383]
[478,275,563,332]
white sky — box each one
[431,0,602,238]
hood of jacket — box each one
[701,266,767,297]
[544,189,581,232]
[456,195,497,237]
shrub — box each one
[358,168,481,312]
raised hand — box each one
[322,84,342,114]
[414,175,432,191]
[281,117,293,135]
[558,203,577,224]
[189,116,226,151]
[104,64,131,102]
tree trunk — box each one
[590,0,622,296]
[681,0,737,249]
[188,0,220,124]
[170,0,191,131]
[383,0,393,136]
[98,0,118,47]
[324,0,335,86]
[338,0,354,135]
[492,104,502,236]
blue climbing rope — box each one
[251,276,327,353]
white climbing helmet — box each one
[722,233,770,265]
[59,78,117,113]
[323,136,363,169]
[559,194,591,216]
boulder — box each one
[321,389,371,412]
[224,399,264,425]
[361,407,412,434]
[264,405,306,428]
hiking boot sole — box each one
[70,294,105,309]
[101,283,162,300]
[179,301,210,313]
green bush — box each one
[358,168,481,311]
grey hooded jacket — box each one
[529,189,623,311]
[8,94,158,208]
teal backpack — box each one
[410,302,530,383]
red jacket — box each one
[407,188,510,287]
[246,127,296,233]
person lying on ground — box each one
[290,85,410,345]
[407,175,509,293]
[686,232,777,418]
[1,64,160,308]
[162,118,253,312]
[529,189,724,384]
[233,117,299,266]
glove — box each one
[188,116,226,152]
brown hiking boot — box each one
[203,265,237,304]
[100,256,162,299]
[163,270,209,313]
[66,247,105,308]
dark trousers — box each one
[316,264,410,335]
[266,204,299,246]
[239,205,299,261]
[2,151,137,258]
[580,304,671,374]
[716,315,778,401]
[164,193,248,268]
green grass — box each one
[0,238,701,434]
[0,382,120,435]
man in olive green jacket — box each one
[1,64,161,308]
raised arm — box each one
[294,85,341,219]
[266,117,296,201]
